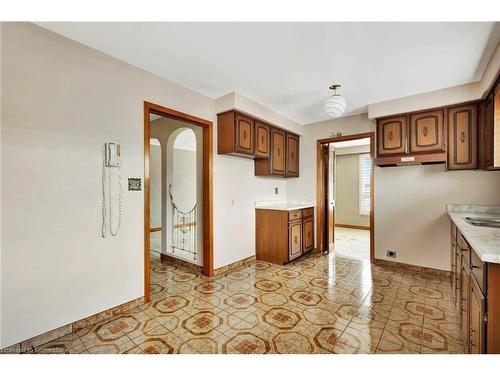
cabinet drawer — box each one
[289,210,302,221]
[302,207,314,218]
[470,249,486,293]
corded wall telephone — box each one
[101,142,123,237]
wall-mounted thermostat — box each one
[128,178,142,191]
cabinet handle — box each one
[294,236,298,244]
[388,131,393,141]
[243,130,247,140]
[291,152,295,159]
[423,126,428,137]
[261,135,264,144]
[277,148,281,156]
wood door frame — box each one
[316,132,375,262]
[144,101,213,303]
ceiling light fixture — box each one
[324,84,346,118]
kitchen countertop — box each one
[447,204,500,264]
[255,200,315,211]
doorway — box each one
[144,101,213,303]
[316,132,375,261]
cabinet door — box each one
[286,133,299,177]
[288,221,303,260]
[271,128,286,175]
[235,113,254,155]
[409,110,444,153]
[303,217,314,253]
[470,277,486,354]
[448,104,477,170]
[461,262,471,352]
[377,116,407,155]
[254,121,270,158]
[451,239,456,299]
[455,250,462,312]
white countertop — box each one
[255,200,315,211]
[447,204,500,264]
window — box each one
[359,153,371,216]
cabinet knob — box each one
[423,126,429,137]
[388,131,393,141]
[277,148,281,156]
[459,131,466,143]
[243,130,247,140]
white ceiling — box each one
[38,22,499,124]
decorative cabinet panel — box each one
[286,133,299,177]
[470,277,486,354]
[303,216,314,253]
[235,113,254,155]
[271,128,286,175]
[256,207,314,265]
[377,116,407,155]
[288,220,303,261]
[450,221,500,353]
[254,121,270,158]
[409,109,445,153]
[447,104,477,170]
[217,110,254,157]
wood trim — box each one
[335,223,370,231]
[150,227,161,232]
[373,258,450,277]
[144,101,214,303]
[316,132,375,262]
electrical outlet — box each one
[386,250,397,258]
[275,187,279,194]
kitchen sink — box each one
[464,217,500,228]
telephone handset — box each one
[102,142,123,238]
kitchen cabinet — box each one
[286,133,299,177]
[447,104,477,170]
[217,110,255,157]
[451,222,457,298]
[450,222,500,353]
[217,110,300,177]
[377,116,407,156]
[256,206,314,265]
[254,120,270,158]
[479,76,500,170]
[409,109,445,153]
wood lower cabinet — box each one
[451,221,500,353]
[410,109,445,153]
[288,220,302,261]
[286,133,299,177]
[377,116,407,155]
[448,104,478,170]
[256,207,314,265]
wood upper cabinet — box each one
[235,113,254,155]
[447,104,477,170]
[286,133,299,177]
[377,116,407,155]
[480,77,500,170]
[470,276,486,354]
[288,220,303,261]
[254,121,270,158]
[409,109,445,153]
[217,111,254,157]
[271,128,286,175]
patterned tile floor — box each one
[35,251,464,354]
[334,227,370,260]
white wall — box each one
[0,22,214,348]
[149,143,162,228]
[173,147,197,213]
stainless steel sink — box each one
[464,217,500,228]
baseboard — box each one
[374,258,450,277]
[160,253,202,272]
[335,223,370,230]
[3,296,144,353]
[213,256,256,277]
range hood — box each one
[375,152,447,167]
